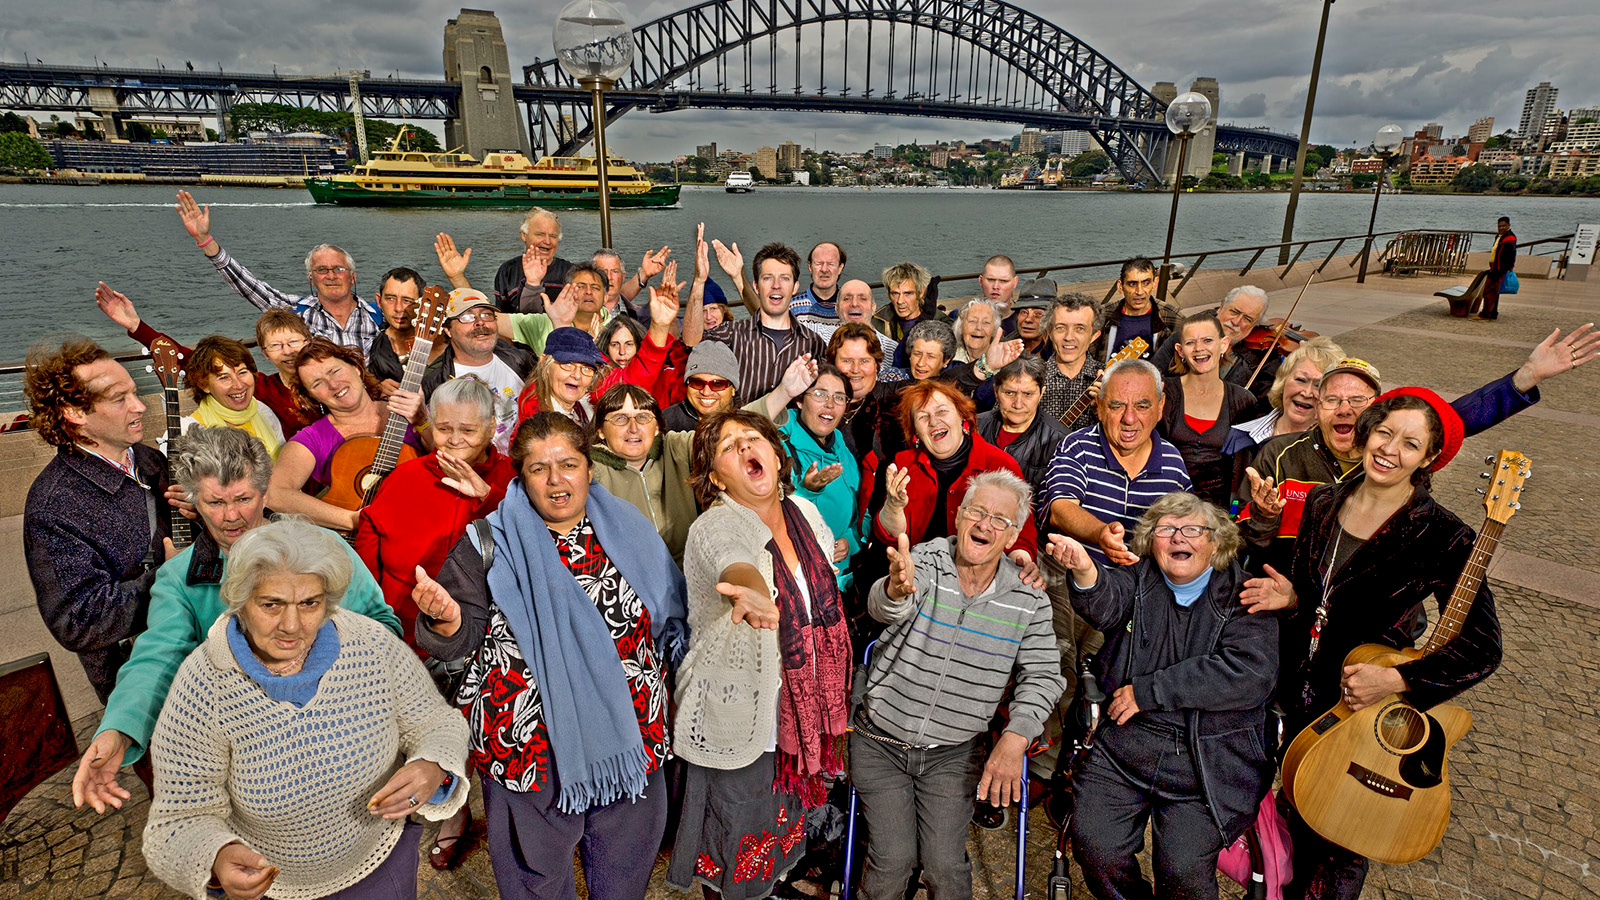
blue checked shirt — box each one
[208,247,383,358]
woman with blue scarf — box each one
[1047,491,1278,900]
[413,412,688,900]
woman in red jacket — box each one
[866,379,1040,563]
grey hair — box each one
[303,243,355,277]
[995,355,1049,391]
[173,426,273,501]
[905,319,958,366]
[430,375,498,426]
[1103,358,1164,399]
[1222,285,1270,317]
[219,516,353,616]
[519,207,562,239]
[1051,291,1105,334]
[1129,491,1241,570]
[960,469,1034,527]
[592,248,622,267]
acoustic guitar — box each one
[321,287,449,512]
[145,336,192,548]
[1056,337,1149,429]
[1280,448,1530,865]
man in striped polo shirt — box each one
[1041,358,1192,566]
[852,470,1066,900]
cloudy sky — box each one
[3,0,1594,158]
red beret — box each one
[1376,386,1464,471]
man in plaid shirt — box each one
[174,190,383,358]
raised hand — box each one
[211,843,278,900]
[693,223,710,286]
[437,450,490,499]
[779,353,820,401]
[660,260,680,297]
[711,238,744,281]
[1045,533,1095,576]
[718,581,780,630]
[72,729,132,813]
[94,282,141,332]
[648,282,681,329]
[368,758,447,820]
[883,463,911,511]
[434,233,472,281]
[412,565,462,634]
[985,337,1024,373]
[1521,323,1600,386]
[885,532,916,600]
[174,190,211,243]
[1245,466,1284,518]
[802,461,844,492]
[639,246,671,280]
[1098,521,1138,566]
[547,282,579,329]
[1240,565,1295,614]
[521,246,549,288]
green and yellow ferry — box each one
[305,134,680,209]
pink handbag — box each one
[1218,790,1293,899]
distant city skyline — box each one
[3,0,1593,158]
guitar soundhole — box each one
[1377,705,1428,754]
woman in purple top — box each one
[266,339,429,532]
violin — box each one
[1240,318,1320,355]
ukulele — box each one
[1280,449,1530,865]
[321,287,449,512]
[1056,337,1149,428]
[145,337,192,548]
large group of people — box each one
[21,194,1600,900]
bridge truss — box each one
[523,0,1183,182]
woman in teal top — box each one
[70,426,402,815]
[779,364,862,590]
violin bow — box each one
[1243,268,1317,390]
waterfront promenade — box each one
[3,269,1598,900]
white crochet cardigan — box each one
[142,610,469,900]
[673,493,833,770]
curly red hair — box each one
[23,338,114,448]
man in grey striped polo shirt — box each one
[1041,358,1192,566]
[852,471,1066,900]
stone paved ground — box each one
[4,270,1598,899]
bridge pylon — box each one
[444,9,530,158]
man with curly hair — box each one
[23,338,177,702]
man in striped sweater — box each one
[852,470,1066,900]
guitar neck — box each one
[163,387,192,546]
[370,335,435,480]
[1421,519,1503,654]
[1058,366,1102,428]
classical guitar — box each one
[1056,337,1149,428]
[322,286,449,512]
[145,336,192,548]
[1280,449,1530,865]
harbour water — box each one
[4,182,1599,360]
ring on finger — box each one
[407,795,418,807]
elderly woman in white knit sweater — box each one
[666,409,853,900]
[142,517,469,900]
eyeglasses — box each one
[311,266,350,277]
[805,388,848,406]
[264,339,307,354]
[604,412,656,428]
[1153,524,1213,539]
[453,310,495,325]
[688,377,733,393]
[554,361,597,376]
[958,506,1017,531]
[1318,394,1375,411]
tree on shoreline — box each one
[0,133,54,172]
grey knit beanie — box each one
[684,341,742,393]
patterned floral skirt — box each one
[667,752,807,900]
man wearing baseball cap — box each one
[422,288,536,453]
[1003,278,1057,360]
[1238,330,1600,574]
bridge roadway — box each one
[3,269,1596,899]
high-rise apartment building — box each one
[755,146,778,179]
[1018,129,1043,154]
[696,142,717,161]
[1423,123,1444,140]
[777,140,802,169]
[1520,82,1559,140]
[1468,117,1495,144]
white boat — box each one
[724,171,755,193]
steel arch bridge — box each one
[522,0,1294,182]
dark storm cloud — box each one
[2,0,1593,154]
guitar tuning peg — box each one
[1479,472,1491,478]
[1483,455,1494,464]
[1475,488,1486,495]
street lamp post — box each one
[553,0,633,249]
[1279,0,1336,265]
[1159,92,1213,301]
[1356,124,1404,284]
